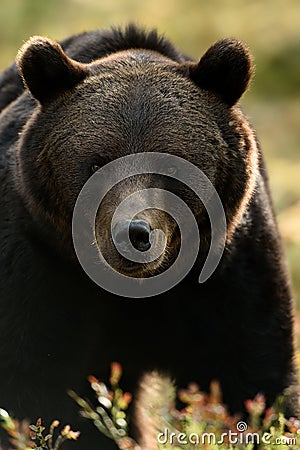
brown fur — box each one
[0,25,298,450]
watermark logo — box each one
[157,423,298,446]
[236,421,248,432]
[72,152,227,298]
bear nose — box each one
[112,219,152,252]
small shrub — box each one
[1,363,300,449]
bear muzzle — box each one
[112,219,152,253]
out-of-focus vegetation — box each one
[69,363,300,450]
[0,409,80,449]
[2,363,300,449]
[0,1,299,310]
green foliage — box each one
[254,42,300,99]
[0,0,300,70]
[68,363,300,450]
[69,362,136,449]
[1,363,300,449]
[0,410,79,450]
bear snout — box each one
[112,218,152,253]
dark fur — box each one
[0,25,298,450]
[0,25,188,111]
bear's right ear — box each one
[16,36,88,104]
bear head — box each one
[15,32,258,278]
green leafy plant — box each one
[68,362,138,450]
[0,410,79,450]
[70,363,300,450]
[2,363,300,449]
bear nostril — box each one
[129,219,151,252]
[112,219,151,253]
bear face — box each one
[15,36,257,278]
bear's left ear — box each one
[185,38,254,107]
[16,36,88,104]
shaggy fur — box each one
[0,25,298,450]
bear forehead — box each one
[26,47,227,155]
[66,59,208,117]
[91,48,177,66]
[54,68,216,134]
[83,49,196,93]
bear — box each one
[0,24,298,449]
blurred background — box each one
[1,0,299,338]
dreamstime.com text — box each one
[157,422,298,446]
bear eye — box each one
[91,163,101,173]
[89,156,108,175]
